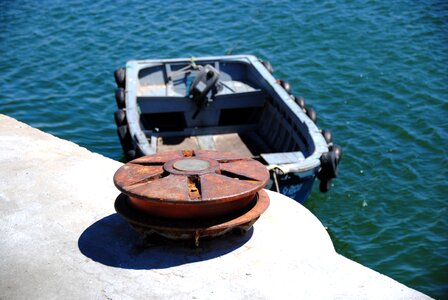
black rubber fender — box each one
[319,178,332,193]
[318,147,342,193]
[321,129,333,144]
[280,80,291,94]
[126,150,136,161]
[306,107,317,123]
[294,95,306,109]
[331,144,343,162]
[117,125,129,144]
[261,60,273,73]
[115,88,125,109]
[114,67,126,88]
[114,110,126,126]
[117,125,134,154]
[318,151,338,181]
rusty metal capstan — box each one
[113,150,270,246]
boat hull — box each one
[113,55,341,203]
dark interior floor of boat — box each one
[133,59,313,166]
[157,132,272,159]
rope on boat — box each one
[190,56,197,69]
[169,64,192,78]
[272,171,280,193]
[167,57,200,79]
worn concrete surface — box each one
[0,114,430,299]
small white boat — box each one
[113,55,341,203]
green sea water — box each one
[1,0,447,298]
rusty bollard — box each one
[113,150,270,246]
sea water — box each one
[1,0,447,297]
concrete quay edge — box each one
[0,114,430,299]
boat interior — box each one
[135,59,313,164]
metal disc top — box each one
[173,159,210,172]
[113,150,270,219]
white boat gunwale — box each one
[113,54,341,200]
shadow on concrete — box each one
[78,214,253,270]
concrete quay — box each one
[0,114,430,299]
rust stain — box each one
[113,150,271,246]
[113,150,269,219]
